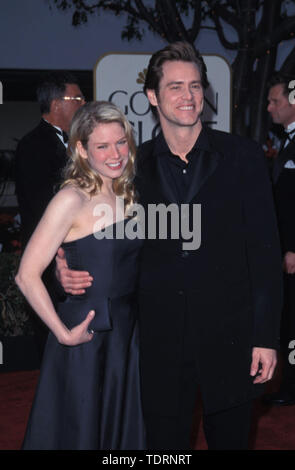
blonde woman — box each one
[16,101,145,450]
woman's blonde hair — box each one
[62,101,136,207]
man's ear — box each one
[49,98,61,117]
[146,89,158,107]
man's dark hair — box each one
[37,71,79,114]
[144,41,209,95]
[267,72,294,97]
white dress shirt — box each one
[284,121,295,169]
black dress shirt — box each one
[155,128,210,203]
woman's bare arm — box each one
[15,187,95,345]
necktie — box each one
[62,131,68,143]
[284,129,295,145]
[56,129,68,143]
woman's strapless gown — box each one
[22,220,146,450]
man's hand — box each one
[283,251,295,274]
[250,347,277,384]
[55,247,93,295]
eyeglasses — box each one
[61,96,85,102]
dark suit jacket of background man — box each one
[135,125,283,418]
[15,119,68,250]
[272,137,295,257]
[272,136,295,386]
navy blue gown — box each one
[22,220,146,450]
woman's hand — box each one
[59,310,96,346]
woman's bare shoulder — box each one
[53,184,89,210]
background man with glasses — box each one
[15,71,85,361]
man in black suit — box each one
[56,43,282,449]
[15,72,85,359]
[263,74,295,406]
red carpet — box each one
[0,369,294,450]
